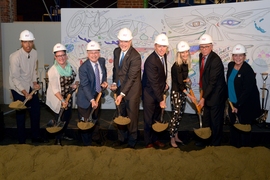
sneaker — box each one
[63,136,73,141]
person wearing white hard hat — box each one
[142,33,170,148]
[227,44,260,148]
[9,30,47,144]
[196,34,227,146]
[46,43,79,145]
[110,28,141,148]
[169,41,196,148]
[77,41,108,146]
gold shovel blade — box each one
[113,116,131,125]
[9,100,27,110]
[194,127,212,139]
[152,122,169,132]
[77,121,95,130]
[46,126,63,133]
[234,124,251,132]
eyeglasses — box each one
[88,51,100,55]
[200,45,211,49]
[55,54,66,58]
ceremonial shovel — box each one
[9,89,37,110]
[77,91,102,130]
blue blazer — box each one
[77,57,107,109]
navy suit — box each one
[77,57,107,146]
[142,51,167,146]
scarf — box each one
[54,60,72,76]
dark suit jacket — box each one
[142,51,167,102]
[77,57,107,109]
[113,46,142,99]
[200,51,227,106]
[227,61,261,122]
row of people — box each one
[9,29,261,148]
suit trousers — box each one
[11,89,40,144]
[116,91,140,147]
[77,95,101,146]
[143,90,162,145]
[203,102,225,146]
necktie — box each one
[119,52,125,67]
[95,63,101,93]
[161,57,166,75]
[161,57,164,65]
[199,56,205,88]
[118,52,125,87]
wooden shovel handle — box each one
[189,89,201,114]
[95,92,102,103]
[62,94,71,109]
[228,100,234,109]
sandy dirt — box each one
[0,145,270,180]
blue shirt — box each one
[228,68,238,103]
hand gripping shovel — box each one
[77,91,102,130]
[186,83,211,139]
[113,93,131,125]
[9,89,37,110]
[228,100,251,132]
[46,88,75,133]
[152,94,169,132]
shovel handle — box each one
[160,94,166,109]
[189,89,201,114]
[228,100,240,124]
[228,100,234,109]
[23,89,37,104]
[95,92,102,103]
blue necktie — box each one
[118,52,125,87]
[119,52,125,67]
[95,63,101,93]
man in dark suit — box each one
[110,28,142,149]
[197,34,227,146]
[77,40,108,146]
[142,34,169,148]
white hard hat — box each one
[154,34,169,46]
[53,43,66,53]
[117,28,133,41]
[232,44,246,54]
[177,41,190,52]
[86,41,100,51]
[199,34,213,45]
[19,30,35,41]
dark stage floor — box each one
[1,103,270,150]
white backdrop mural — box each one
[61,1,270,116]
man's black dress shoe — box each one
[112,140,126,147]
[195,141,205,147]
[32,137,49,143]
[126,144,135,149]
[93,139,103,146]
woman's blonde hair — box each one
[175,51,191,69]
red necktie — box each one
[199,56,205,88]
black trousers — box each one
[11,89,40,144]
[203,102,225,146]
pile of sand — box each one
[0,145,269,179]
